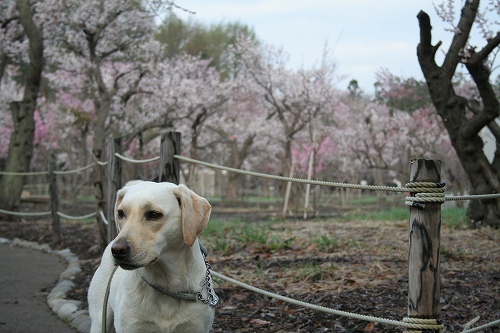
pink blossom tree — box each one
[375,70,468,192]
[207,87,279,201]
[233,37,339,199]
[39,0,174,245]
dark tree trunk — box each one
[226,134,255,202]
[416,1,500,228]
[0,0,44,218]
[86,28,113,248]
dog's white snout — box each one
[111,239,130,261]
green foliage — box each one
[347,79,362,99]
[156,13,258,79]
[374,74,432,113]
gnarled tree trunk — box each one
[416,1,500,228]
[0,0,44,218]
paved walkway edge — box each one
[0,237,92,333]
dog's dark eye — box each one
[117,209,125,219]
[146,211,163,220]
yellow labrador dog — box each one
[88,181,218,333]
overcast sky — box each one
[175,0,491,95]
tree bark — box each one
[0,0,44,218]
[416,2,500,228]
[86,29,113,248]
[226,134,255,202]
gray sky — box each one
[176,0,471,94]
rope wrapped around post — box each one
[407,159,443,332]
[404,181,446,208]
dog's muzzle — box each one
[111,239,130,260]
[111,239,140,270]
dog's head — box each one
[110,180,211,270]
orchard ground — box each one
[0,206,499,333]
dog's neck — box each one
[137,239,207,293]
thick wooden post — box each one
[408,159,441,324]
[47,155,61,242]
[158,131,181,185]
[106,137,122,243]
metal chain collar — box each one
[198,253,219,307]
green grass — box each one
[292,260,336,282]
[340,206,467,228]
[312,234,341,252]
[201,219,243,254]
[441,207,467,228]
[201,206,468,256]
[341,207,409,222]
[202,218,296,254]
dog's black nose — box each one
[111,240,130,261]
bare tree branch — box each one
[441,0,479,80]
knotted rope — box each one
[404,182,446,208]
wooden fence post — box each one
[158,131,181,185]
[408,159,442,327]
[106,137,122,243]
[93,148,108,250]
[47,155,61,242]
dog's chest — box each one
[117,292,211,333]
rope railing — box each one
[1,151,499,332]
[0,208,51,217]
[212,268,499,332]
[0,170,49,176]
[0,208,95,220]
[56,211,96,220]
[175,155,412,192]
[114,153,160,164]
[210,270,444,331]
[54,163,95,175]
[4,153,500,203]
[0,163,96,176]
[174,155,500,203]
[461,319,500,333]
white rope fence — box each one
[461,319,500,333]
[212,269,499,333]
[210,270,443,331]
[0,208,51,217]
[174,155,500,204]
[0,208,96,220]
[1,153,499,332]
[0,163,95,176]
[2,153,500,204]
[175,155,412,192]
[56,211,96,220]
[114,153,160,164]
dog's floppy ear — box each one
[175,184,211,246]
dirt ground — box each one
[0,217,499,333]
